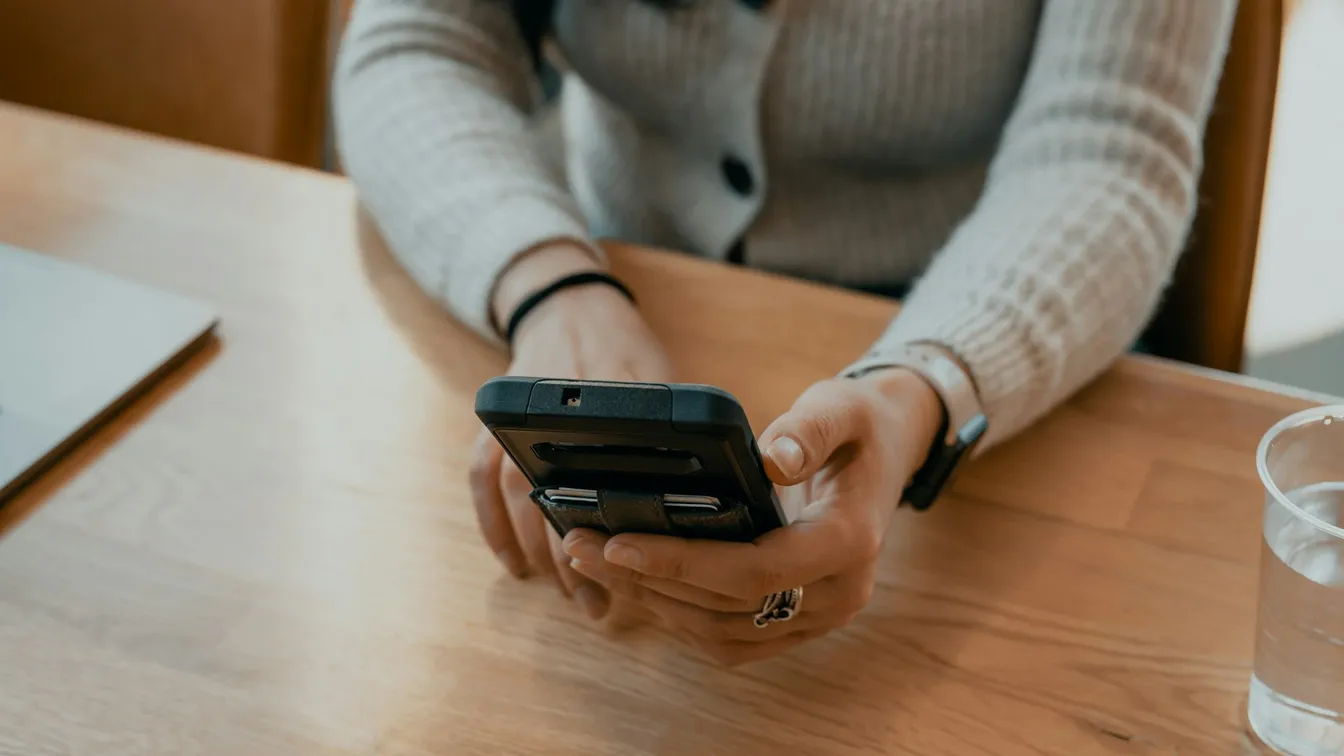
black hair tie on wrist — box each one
[504,271,636,345]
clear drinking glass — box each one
[1250,405,1344,755]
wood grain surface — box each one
[0,102,1326,755]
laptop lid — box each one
[0,244,219,503]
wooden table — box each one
[0,102,1332,756]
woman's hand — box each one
[561,368,944,665]
[470,242,674,621]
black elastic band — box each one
[505,272,636,344]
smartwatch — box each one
[843,342,989,510]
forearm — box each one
[334,0,597,340]
[873,172,1188,446]
[856,0,1237,448]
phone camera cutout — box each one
[561,387,582,408]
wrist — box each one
[857,367,945,451]
[510,282,639,349]
[845,343,989,510]
[490,240,603,332]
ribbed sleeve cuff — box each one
[446,196,601,342]
[849,292,1051,449]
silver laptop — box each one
[0,244,218,502]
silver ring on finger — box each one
[752,586,803,628]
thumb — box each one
[759,381,867,486]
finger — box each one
[569,555,757,612]
[500,456,555,577]
[682,628,830,667]
[604,575,824,642]
[551,528,611,620]
[468,432,527,578]
[603,512,879,600]
[549,527,580,597]
[759,379,869,486]
[574,551,870,621]
[592,571,848,643]
[564,530,758,612]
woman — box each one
[335,0,1235,665]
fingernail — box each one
[575,584,610,620]
[765,436,805,478]
[604,542,644,570]
[496,550,527,579]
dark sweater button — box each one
[726,238,746,265]
[721,155,755,197]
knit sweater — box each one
[334,0,1235,446]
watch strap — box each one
[901,412,988,510]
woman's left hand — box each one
[563,368,945,666]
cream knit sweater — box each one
[334,0,1235,446]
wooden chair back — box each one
[1142,0,1284,372]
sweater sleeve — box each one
[857,0,1237,448]
[333,0,597,340]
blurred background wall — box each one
[0,0,345,167]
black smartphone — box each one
[474,376,786,541]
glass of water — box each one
[1250,405,1344,755]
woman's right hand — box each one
[469,242,675,621]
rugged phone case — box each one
[475,377,786,541]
